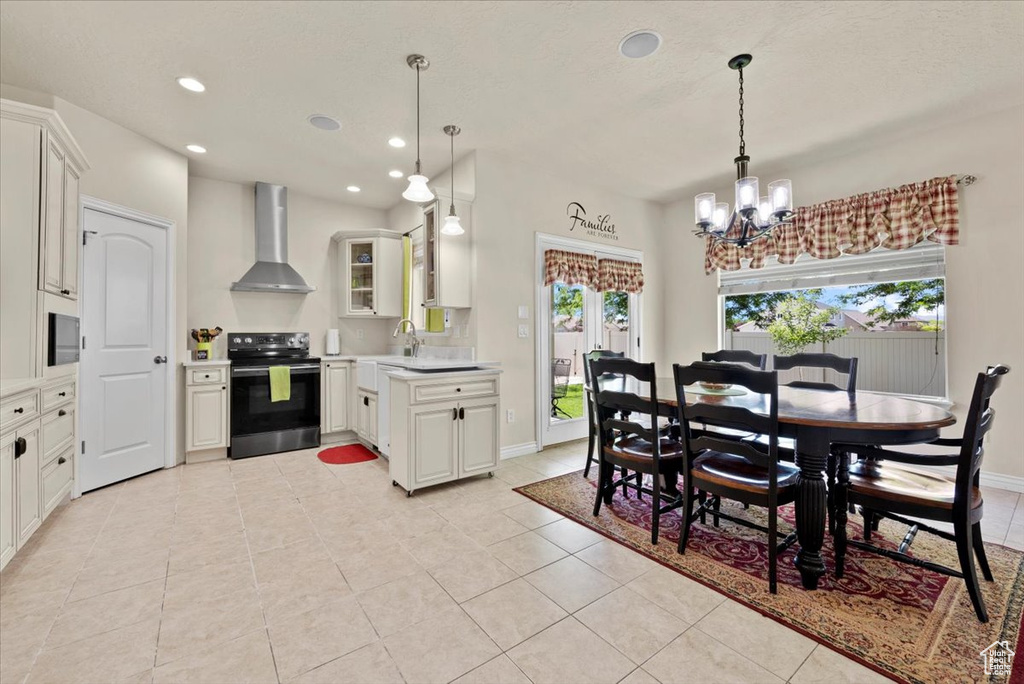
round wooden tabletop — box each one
[608,378,957,431]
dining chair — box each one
[674,362,798,594]
[772,352,858,393]
[583,350,625,478]
[702,349,768,370]
[550,358,572,419]
[831,364,1010,623]
[591,357,684,544]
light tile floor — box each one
[1,440,1021,684]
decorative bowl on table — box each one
[699,381,733,391]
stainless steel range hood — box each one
[231,182,315,293]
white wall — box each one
[472,151,665,451]
[661,105,1024,482]
[187,177,394,358]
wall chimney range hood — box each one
[231,182,315,293]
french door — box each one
[537,236,641,448]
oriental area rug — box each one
[515,472,1024,684]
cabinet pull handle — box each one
[14,437,25,458]
[58,456,67,465]
[453,407,458,421]
[363,396,369,406]
[58,391,67,397]
[60,288,70,295]
[13,407,24,414]
[459,407,465,420]
[58,409,67,417]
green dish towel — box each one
[426,307,445,333]
[269,365,291,402]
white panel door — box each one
[81,208,167,491]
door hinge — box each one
[83,229,98,245]
[82,336,86,349]
[81,440,85,454]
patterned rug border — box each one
[514,470,1024,684]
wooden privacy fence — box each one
[724,331,946,397]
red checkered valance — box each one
[704,175,960,273]
[544,249,598,288]
[597,259,644,294]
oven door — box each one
[230,363,321,457]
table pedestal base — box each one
[794,427,829,589]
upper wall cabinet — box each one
[333,229,403,318]
[422,191,472,309]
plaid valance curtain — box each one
[544,249,644,293]
[704,175,960,273]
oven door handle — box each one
[231,364,321,376]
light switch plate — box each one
[518,305,529,319]
[517,325,529,338]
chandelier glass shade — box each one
[694,54,794,247]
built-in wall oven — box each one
[228,332,320,459]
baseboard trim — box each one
[980,471,1024,493]
[501,442,539,460]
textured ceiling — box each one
[2,1,1021,209]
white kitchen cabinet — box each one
[61,163,81,299]
[36,126,86,300]
[14,421,41,549]
[333,230,403,318]
[186,385,228,451]
[0,432,16,569]
[389,371,500,495]
[356,389,378,445]
[322,361,351,434]
[422,192,472,309]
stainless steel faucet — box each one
[392,319,422,358]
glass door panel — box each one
[349,240,374,313]
[601,291,632,355]
[549,283,587,426]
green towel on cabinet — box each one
[268,365,291,402]
[426,307,445,333]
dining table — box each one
[597,376,957,590]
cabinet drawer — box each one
[188,367,226,385]
[1,390,39,433]
[412,378,498,404]
[42,447,73,516]
[41,380,75,412]
[41,406,74,463]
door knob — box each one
[154,356,168,364]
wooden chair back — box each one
[772,352,858,392]
[591,357,663,460]
[583,350,625,389]
[702,349,768,370]
[955,365,1010,514]
[673,362,780,491]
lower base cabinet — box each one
[356,389,378,446]
[390,372,501,495]
[0,418,43,569]
[0,432,17,568]
[184,363,230,455]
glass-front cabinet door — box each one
[347,239,376,316]
[423,203,437,306]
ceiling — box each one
[2,1,1021,209]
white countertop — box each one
[180,355,499,373]
[384,367,502,381]
[0,377,46,398]
[182,359,231,368]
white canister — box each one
[326,328,340,355]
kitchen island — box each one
[385,367,501,496]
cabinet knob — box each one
[58,409,67,417]
[58,391,67,397]
[222,386,226,390]
[13,407,24,414]
[60,288,70,295]
[204,374,210,378]
[58,456,67,465]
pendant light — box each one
[440,125,464,236]
[402,55,434,203]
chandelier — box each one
[402,54,435,203]
[694,54,793,247]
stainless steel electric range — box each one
[227,332,320,459]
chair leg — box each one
[862,508,874,541]
[698,491,707,525]
[826,453,838,536]
[954,519,989,623]
[651,470,661,545]
[834,454,850,579]
[768,505,778,594]
[584,424,595,478]
[712,496,721,528]
[593,457,607,517]
[678,482,695,554]
[973,522,994,582]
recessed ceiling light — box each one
[177,77,206,92]
[347,185,361,193]
[185,144,207,154]
[308,114,341,131]
[388,137,406,148]
[619,30,662,59]
[388,170,404,178]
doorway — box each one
[79,198,175,492]
[536,234,641,448]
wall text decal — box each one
[566,202,618,241]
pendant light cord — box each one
[450,131,456,214]
[737,67,745,157]
[415,65,422,175]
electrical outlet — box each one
[356,329,364,340]
[506,409,515,423]
[518,324,529,338]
